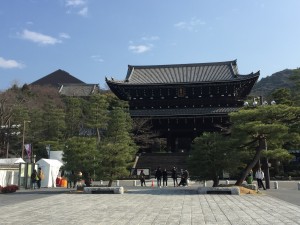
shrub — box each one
[0,185,19,193]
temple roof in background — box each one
[106,60,260,85]
[31,69,85,86]
[30,69,99,96]
[58,83,99,97]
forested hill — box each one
[250,69,296,97]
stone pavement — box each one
[1,184,300,225]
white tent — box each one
[0,158,24,187]
[0,158,25,165]
[36,158,63,188]
[49,151,64,164]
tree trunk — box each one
[235,137,265,186]
[96,128,101,143]
[108,179,113,187]
[212,175,219,187]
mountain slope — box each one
[250,69,296,97]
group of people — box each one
[247,168,266,190]
[139,167,189,187]
[31,167,44,189]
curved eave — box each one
[127,59,237,71]
[106,71,259,87]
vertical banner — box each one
[46,145,51,159]
[25,144,31,158]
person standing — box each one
[171,167,178,187]
[139,170,146,186]
[246,170,253,184]
[31,169,38,189]
[183,169,189,186]
[155,167,162,187]
[37,167,44,189]
[162,168,168,187]
[255,168,266,190]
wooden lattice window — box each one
[177,87,185,97]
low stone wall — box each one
[83,186,124,194]
[198,186,240,195]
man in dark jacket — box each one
[155,167,162,187]
[171,167,178,187]
[162,169,168,187]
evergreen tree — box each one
[188,132,240,187]
[64,97,83,138]
[63,136,97,177]
[97,107,137,186]
[84,94,109,142]
[289,68,300,106]
[230,104,299,186]
[271,88,293,106]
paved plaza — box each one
[0,181,300,225]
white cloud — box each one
[65,0,86,7]
[174,17,206,32]
[78,7,88,16]
[20,29,61,45]
[65,0,88,17]
[128,44,153,54]
[141,36,160,41]
[59,32,70,39]
[174,21,187,29]
[91,55,104,62]
[0,57,24,69]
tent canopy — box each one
[49,151,63,164]
[36,158,63,188]
[0,158,25,165]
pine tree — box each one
[188,132,240,187]
[97,107,137,186]
[230,104,300,186]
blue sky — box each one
[1,0,300,91]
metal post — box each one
[274,181,278,189]
[22,120,31,159]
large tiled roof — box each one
[130,107,239,117]
[107,60,259,85]
[31,69,85,86]
[58,84,99,96]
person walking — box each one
[255,168,266,190]
[162,168,168,187]
[155,167,162,188]
[171,167,178,187]
[139,170,146,186]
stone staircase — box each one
[134,152,189,176]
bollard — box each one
[298,182,300,191]
[116,180,120,186]
[100,180,103,185]
[226,180,230,185]
[133,180,136,186]
[274,181,278,189]
[289,176,291,181]
[203,181,206,187]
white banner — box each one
[25,144,31,158]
